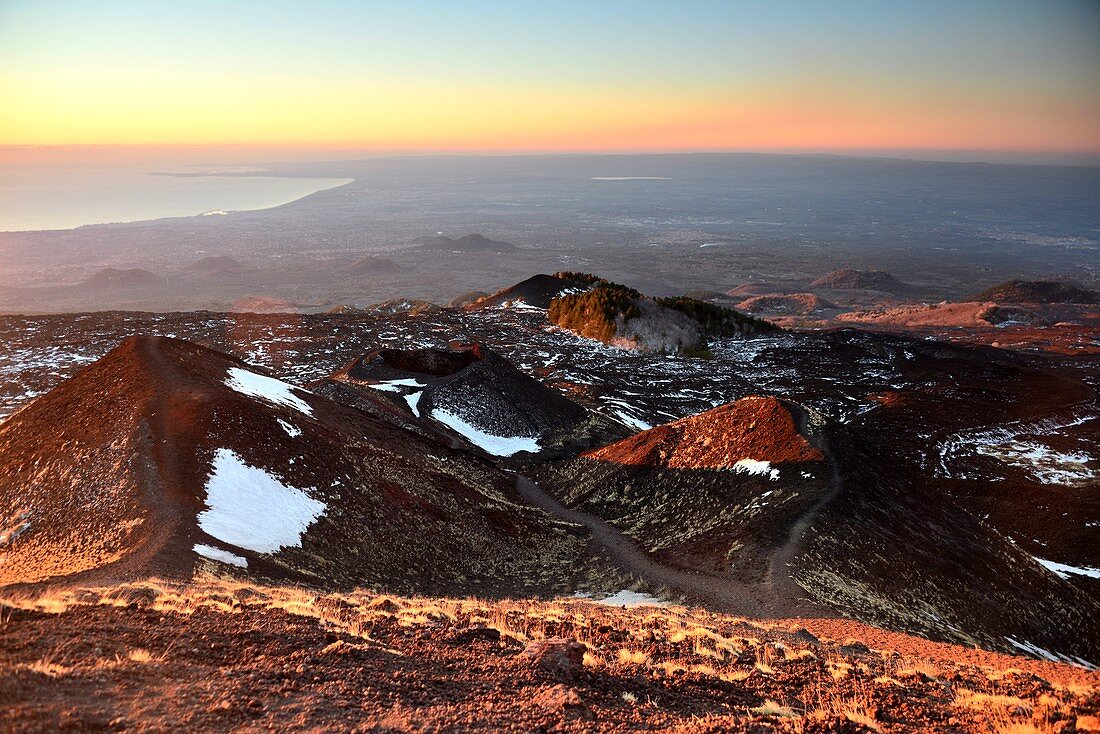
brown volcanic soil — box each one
[831,302,1100,354]
[586,397,823,469]
[0,336,590,594]
[2,579,1096,733]
[737,293,839,317]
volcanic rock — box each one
[0,336,588,593]
[468,274,590,310]
[334,343,617,458]
[521,638,586,679]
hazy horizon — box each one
[4,143,1100,169]
[3,1,1098,155]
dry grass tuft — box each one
[126,648,158,664]
[616,648,649,666]
[750,700,800,718]
[806,684,881,732]
[21,660,71,678]
[954,687,1033,713]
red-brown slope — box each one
[3,580,1096,733]
[585,396,823,469]
[736,293,838,317]
[0,336,588,593]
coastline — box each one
[0,175,355,233]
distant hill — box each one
[185,255,246,273]
[726,282,791,297]
[230,296,297,314]
[467,273,589,310]
[547,276,777,355]
[365,299,440,315]
[345,255,400,274]
[413,234,516,252]
[448,290,488,308]
[80,268,161,288]
[736,293,838,317]
[811,268,912,293]
[970,280,1099,304]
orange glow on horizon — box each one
[2,65,1098,155]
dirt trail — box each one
[765,404,841,603]
[514,475,826,618]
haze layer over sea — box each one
[0,149,351,231]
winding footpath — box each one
[513,475,828,618]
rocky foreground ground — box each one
[2,579,1097,733]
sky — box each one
[1,0,1098,157]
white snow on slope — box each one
[614,410,653,432]
[1035,556,1100,580]
[405,391,423,417]
[193,543,247,568]
[497,300,546,312]
[976,441,1095,485]
[576,590,669,607]
[225,367,313,416]
[430,408,540,457]
[368,378,425,393]
[734,458,780,481]
[198,448,325,553]
[277,418,302,437]
[1006,637,1095,669]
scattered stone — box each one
[532,684,591,719]
[520,638,586,678]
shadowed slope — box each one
[534,396,1100,664]
[0,336,589,594]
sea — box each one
[0,160,351,232]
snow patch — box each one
[277,419,301,437]
[404,391,423,417]
[614,410,653,432]
[198,448,326,553]
[734,458,780,481]
[576,590,669,607]
[975,441,1096,485]
[430,408,540,457]
[1035,556,1100,580]
[1006,637,1095,669]
[498,300,546,312]
[225,367,313,416]
[193,543,247,568]
[368,378,425,393]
